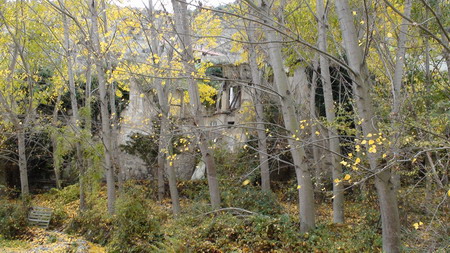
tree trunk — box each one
[171,0,221,209]
[17,128,29,196]
[59,0,86,211]
[51,93,62,189]
[390,0,412,190]
[247,22,271,191]
[317,0,344,223]
[335,0,401,251]
[258,0,315,232]
[310,58,322,191]
[90,0,115,214]
[164,123,181,215]
[156,80,181,214]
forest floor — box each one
[1,182,449,252]
[0,228,106,253]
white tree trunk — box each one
[247,21,271,191]
[390,0,412,190]
[89,0,115,214]
[335,0,401,251]
[317,0,344,223]
[171,0,221,208]
[258,0,315,232]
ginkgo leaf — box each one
[368,145,377,153]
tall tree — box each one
[89,0,116,214]
[317,0,344,223]
[251,0,316,232]
[171,0,221,209]
[335,0,401,251]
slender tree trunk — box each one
[59,0,86,210]
[90,0,115,214]
[171,0,221,209]
[426,152,444,188]
[317,0,344,223]
[310,58,322,191]
[51,93,62,189]
[390,0,412,190]
[146,0,167,202]
[17,128,29,196]
[157,147,165,201]
[163,120,181,215]
[335,0,400,251]
[0,43,29,196]
[155,78,181,213]
[247,22,270,191]
[100,0,121,193]
[257,0,315,232]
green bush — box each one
[108,185,163,253]
[178,179,209,200]
[0,200,29,239]
[162,212,303,252]
[222,185,283,216]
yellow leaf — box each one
[368,145,377,153]
[140,93,145,98]
[387,32,393,38]
[344,174,351,180]
[348,153,353,157]
[352,11,357,15]
[361,140,367,145]
[315,131,320,136]
[367,133,373,138]
[354,157,361,165]
[447,189,450,197]
[242,179,250,186]
[360,20,365,25]
[297,185,302,189]
[368,140,375,145]
[382,153,387,158]
[413,223,419,229]
[340,161,348,166]
[352,166,359,171]
[115,89,123,98]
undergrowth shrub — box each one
[222,185,283,216]
[0,200,29,239]
[108,184,164,253]
[66,195,112,245]
[43,184,80,228]
[178,179,209,200]
[160,212,304,252]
